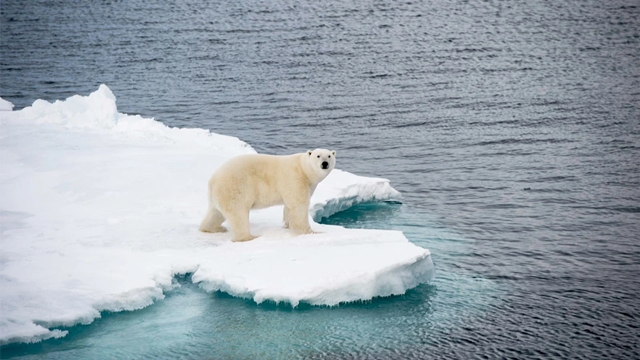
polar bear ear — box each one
[332,150,336,157]
[307,150,312,156]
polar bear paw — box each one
[232,234,259,242]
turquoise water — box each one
[2,204,497,359]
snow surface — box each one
[0,97,14,111]
[0,86,434,345]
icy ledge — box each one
[0,87,434,345]
[192,230,433,307]
[310,169,402,222]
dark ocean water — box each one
[1,0,639,358]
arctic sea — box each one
[1,0,639,359]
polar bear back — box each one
[210,153,310,210]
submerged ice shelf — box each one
[0,87,434,345]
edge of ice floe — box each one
[191,233,434,309]
[310,169,402,222]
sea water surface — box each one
[1,0,639,358]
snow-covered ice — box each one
[0,97,13,112]
[0,86,434,345]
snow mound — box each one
[7,84,251,150]
[0,97,14,111]
[0,86,434,345]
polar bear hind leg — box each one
[220,205,257,242]
[199,206,227,233]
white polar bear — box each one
[199,149,337,242]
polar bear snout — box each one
[321,161,329,169]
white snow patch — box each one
[0,97,14,111]
[0,86,434,345]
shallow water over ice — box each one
[1,206,491,360]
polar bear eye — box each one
[328,155,331,158]
[317,155,320,158]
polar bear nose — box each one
[321,161,329,169]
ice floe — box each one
[0,97,13,111]
[0,86,434,345]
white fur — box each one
[199,149,337,242]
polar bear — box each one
[199,149,337,242]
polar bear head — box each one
[305,148,336,182]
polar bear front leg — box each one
[286,203,313,235]
[281,183,313,234]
